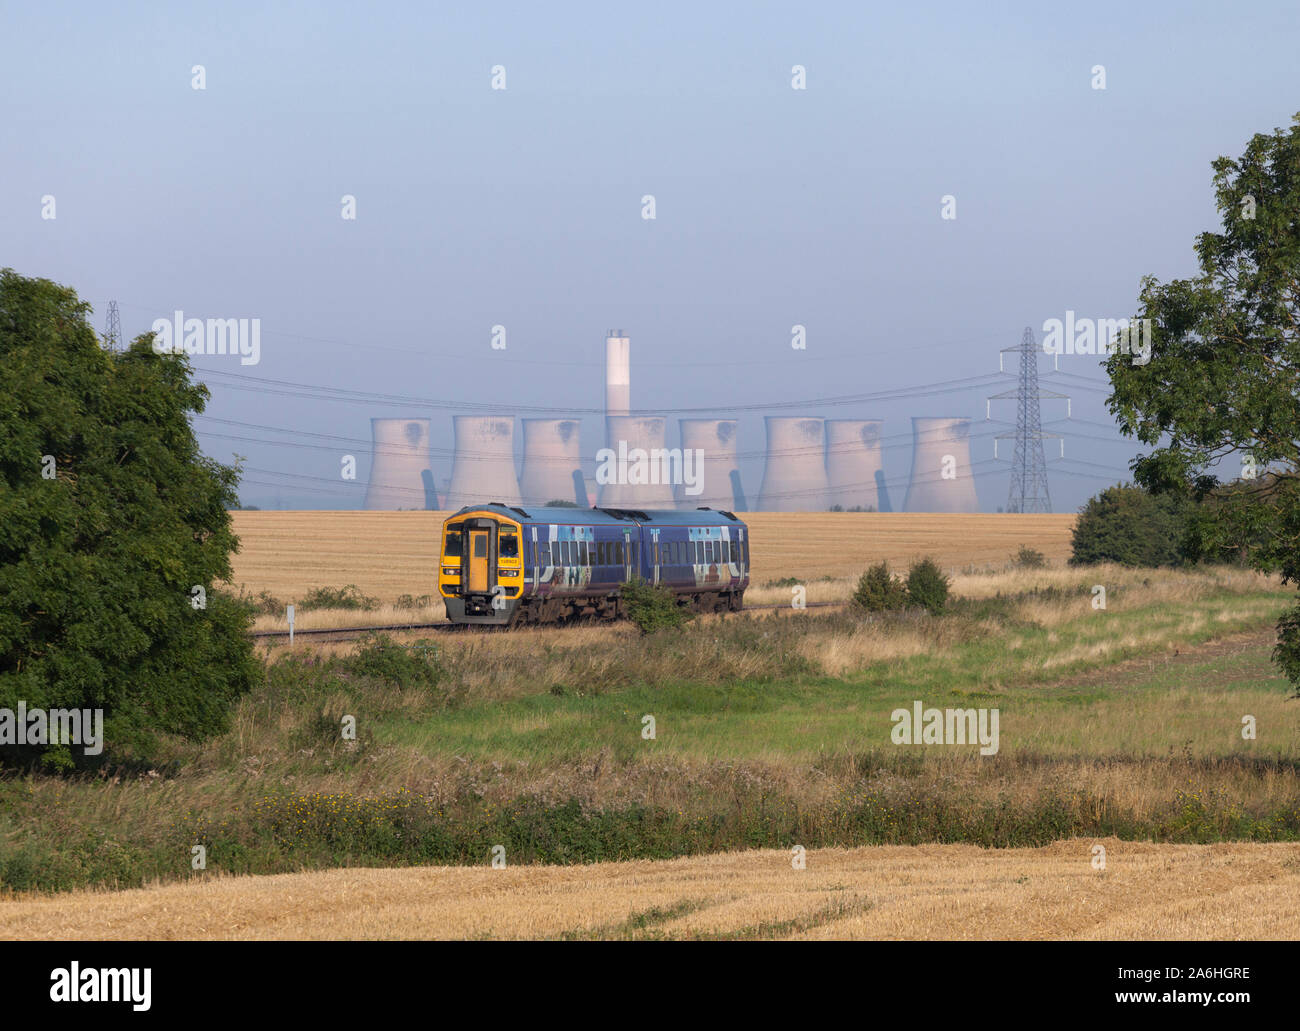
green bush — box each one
[394,593,433,610]
[905,557,951,615]
[234,589,283,616]
[620,579,693,634]
[851,562,908,613]
[298,584,377,611]
[1070,484,1192,567]
[341,634,444,689]
[1012,546,1047,569]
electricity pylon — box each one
[104,300,122,351]
[986,326,1068,513]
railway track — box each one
[250,601,846,643]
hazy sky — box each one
[5,1,1299,511]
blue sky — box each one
[4,1,1298,510]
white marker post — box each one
[287,604,295,645]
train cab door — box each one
[622,529,633,582]
[650,528,661,584]
[468,529,491,592]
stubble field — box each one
[227,510,1078,604]
[4,839,1296,940]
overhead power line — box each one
[196,368,1010,417]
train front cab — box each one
[439,508,524,625]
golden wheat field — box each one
[227,511,1076,603]
[4,840,1296,940]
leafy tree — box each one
[1105,114,1300,690]
[1069,484,1191,567]
[0,270,261,763]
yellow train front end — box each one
[439,507,525,625]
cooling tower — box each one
[443,415,522,509]
[903,417,980,513]
[826,420,883,511]
[676,419,739,509]
[597,415,677,508]
[363,418,433,510]
[605,330,630,423]
[518,419,583,506]
[756,417,830,511]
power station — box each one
[757,416,830,512]
[825,419,883,511]
[443,415,522,510]
[363,418,434,511]
[518,418,583,507]
[676,419,740,510]
[903,417,980,513]
[354,330,1024,513]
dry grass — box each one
[227,511,1077,605]
[251,601,445,634]
[4,840,1295,940]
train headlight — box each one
[442,567,458,576]
[499,568,520,577]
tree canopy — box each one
[0,270,261,764]
[1105,114,1300,687]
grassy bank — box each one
[1,564,1296,894]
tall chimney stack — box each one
[605,330,630,424]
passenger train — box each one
[438,503,750,625]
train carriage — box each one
[439,503,749,626]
